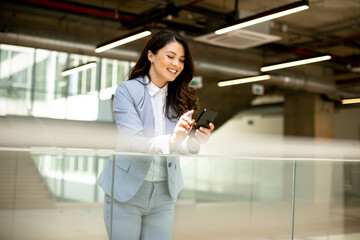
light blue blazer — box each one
[97,75,184,202]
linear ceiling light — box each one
[95,30,152,53]
[342,98,360,105]
[61,62,97,77]
[351,67,360,73]
[215,0,309,35]
[260,55,332,72]
[218,75,271,87]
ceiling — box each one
[0,0,360,125]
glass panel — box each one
[100,58,127,92]
[54,52,68,99]
[116,61,126,85]
[176,156,294,240]
[0,149,109,239]
[64,54,99,121]
[32,49,66,118]
[1,149,359,240]
[66,54,97,96]
[103,154,295,239]
[97,59,129,122]
[29,152,107,203]
[0,43,133,121]
[105,59,114,89]
[34,49,50,101]
[0,47,8,115]
[293,160,360,240]
[0,44,34,116]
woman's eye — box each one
[180,59,185,63]
[167,55,174,59]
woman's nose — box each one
[172,59,179,66]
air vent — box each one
[194,28,281,50]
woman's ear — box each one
[147,50,154,63]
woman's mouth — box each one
[167,68,177,75]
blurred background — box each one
[0,0,359,239]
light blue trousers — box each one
[103,181,176,240]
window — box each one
[0,43,133,121]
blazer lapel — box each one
[134,75,177,136]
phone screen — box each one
[190,109,217,135]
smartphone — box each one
[190,109,217,136]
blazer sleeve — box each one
[113,83,171,154]
[177,136,200,154]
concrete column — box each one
[284,92,343,235]
[284,91,334,138]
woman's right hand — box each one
[169,110,195,151]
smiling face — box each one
[147,41,185,88]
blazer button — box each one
[168,162,172,168]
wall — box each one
[334,106,360,140]
[216,105,284,136]
[210,104,360,141]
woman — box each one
[97,30,214,240]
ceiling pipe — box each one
[195,60,259,77]
[14,0,137,21]
[0,33,140,61]
[270,72,338,97]
[195,61,358,99]
[1,32,357,99]
[124,0,207,30]
[181,5,230,20]
[125,3,181,30]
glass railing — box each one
[0,147,359,240]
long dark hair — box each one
[129,30,199,119]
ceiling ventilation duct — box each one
[194,10,281,49]
[194,29,280,49]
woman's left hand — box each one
[192,122,215,145]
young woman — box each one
[97,30,214,240]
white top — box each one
[144,81,199,181]
[144,81,168,181]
